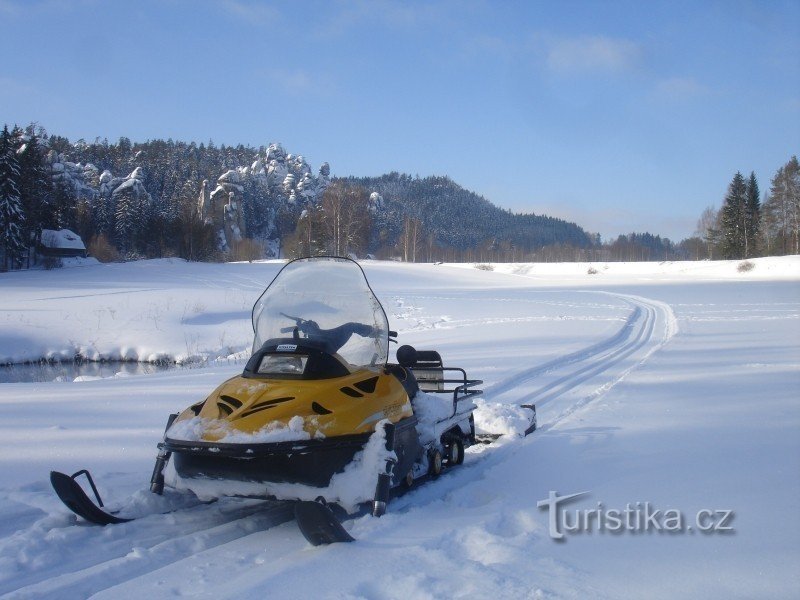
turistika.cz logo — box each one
[537,491,735,540]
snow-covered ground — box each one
[0,256,798,598]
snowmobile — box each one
[51,256,534,545]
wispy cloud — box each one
[221,0,280,25]
[541,34,641,74]
[268,69,313,95]
[318,0,442,37]
[0,0,95,16]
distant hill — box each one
[2,124,596,266]
[340,172,595,253]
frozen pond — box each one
[0,361,178,384]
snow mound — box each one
[413,391,456,443]
[473,398,533,437]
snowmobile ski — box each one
[294,500,355,545]
[522,403,537,436]
[50,470,132,525]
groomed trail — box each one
[1,284,677,599]
[484,291,678,429]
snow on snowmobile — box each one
[50,256,535,545]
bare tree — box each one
[398,215,422,262]
[695,205,720,259]
[763,157,800,255]
[320,182,370,257]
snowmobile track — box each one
[485,292,677,426]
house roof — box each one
[40,229,86,251]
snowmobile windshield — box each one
[251,257,390,369]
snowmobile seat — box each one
[386,363,419,399]
[396,345,444,392]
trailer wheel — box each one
[428,449,443,477]
[447,437,464,466]
[402,469,414,488]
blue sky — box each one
[1,0,798,241]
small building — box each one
[38,229,87,258]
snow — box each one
[166,415,311,444]
[38,229,86,251]
[0,256,798,598]
[164,420,392,513]
[472,398,534,436]
[260,421,393,513]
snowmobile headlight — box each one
[257,354,308,375]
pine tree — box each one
[0,125,27,270]
[720,171,748,259]
[744,172,761,258]
[114,184,139,255]
[15,128,53,266]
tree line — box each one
[0,124,599,269]
[2,123,796,271]
[689,157,799,260]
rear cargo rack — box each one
[410,364,483,419]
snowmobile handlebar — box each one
[279,313,379,354]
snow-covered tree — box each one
[15,128,53,259]
[113,171,153,255]
[0,126,26,270]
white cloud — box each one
[543,35,641,74]
[221,0,280,24]
[0,0,95,15]
[270,69,313,94]
[318,0,442,37]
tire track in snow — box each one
[484,291,677,427]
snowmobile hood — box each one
[166,368,414,443]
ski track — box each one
[483,291,677,428]
[1,291,678,598]
[1,500,294,599]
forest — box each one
[1,123,797,271]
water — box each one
[0,361,178,384]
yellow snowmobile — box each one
[51,256,489,545]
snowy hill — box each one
[41,134,595,260]
[343,172,594,253]
[0,256,798,597]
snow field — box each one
[0,256,798,598]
